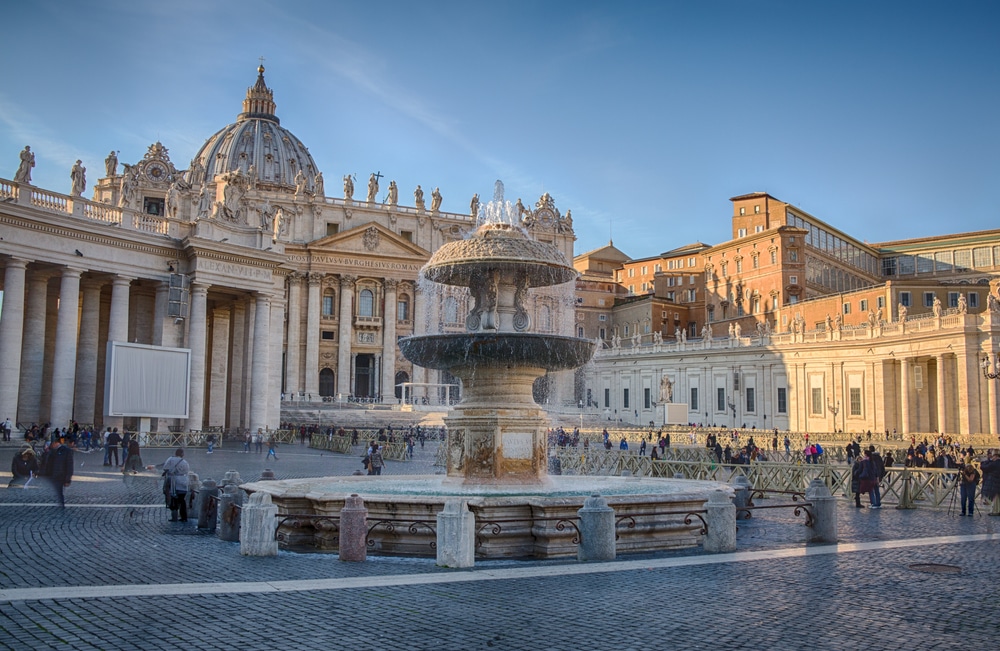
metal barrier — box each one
[741,489,814,526]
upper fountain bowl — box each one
[423,223,577,288]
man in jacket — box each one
[151,449,191,522]
[44,438,74,507]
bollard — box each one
[805,478,838,543]
[339,494,368,562]
[240,492,278,556]
[730,475,752,520]
[221,470,242,487]
[217,484,244,542]
[436,499,476,568]
[259,469,277,481]
[197,479,219,531]
[187,473,201,519]
[577,494,616,562]
[703,489,736,553]
[896,469,915,510]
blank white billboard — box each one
[105,342,190,418]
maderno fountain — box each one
[243,182,727,559]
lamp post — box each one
[727,398,737,428]
[982,353,1000,380]
[827,399,841,433]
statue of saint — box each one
[343,174,354,200]
[165,181,181,217]
[313,172,324,198]
[898,303,908,321]
[105,151,118,177]
[430,187,442,212]
[197,184,212,219]
[414,184,425,209]
[294,169,307,197]
[387,180,398,206]
[14,146,34,184]
[734,322,741,339]
[701,324,711,339]
[659,376,673,403]
[932,296,942,317]
[366,173,379,203]
[70,160,86,197]
[825,314,833,331]
[470,193,479,218]
[958,294,968,314]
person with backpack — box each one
[959,459,981,517]
[149,449,190,522]
[367,441,384,476]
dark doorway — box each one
[354,354,375,398]
[394,371,409,400]
[319,368,335,397]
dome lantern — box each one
[239,65,279,124]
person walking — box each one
[254,429,264,454]
[368,442,384,476]
[858,449,880,508]
[150,449,190,522]
[266,435,279,461]
[121,438,143,475]
[106,428,122,467]
[42,437,74,507]
[958,460,981,517]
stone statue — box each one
[294,169,307,197]
[188,157,204,185]
[366,173,379,203]
[932,296,942,317]
[314,172,324,198]
[414,184,425,210]
[652,331,662,345]
[105,151,118,177]
[876,307,883,323]
[867,310,876,327]
[118,171,136,208]
[988,292,999,313]
[825,314,833,331]
[165,181,181,217]
[70,160,86,197]
[563,209,573,229]
[516,198,527,221]
[834,313,843,331]
[14,146,34,184]
[631,333,640,348]
[958,294,968,314]
[898,303,908,321]
[734,322,741,339]
[756,321,766,337]
[431,187,442,212]
[728,323,735,338]
[680,328,686,343]
[197,184,212,219]
[387,180,398,206]
[701,324,711,339]
[343,174,354,200]
[659,376,673,403]
[470,193,479,218]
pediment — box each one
[308,222,429,259]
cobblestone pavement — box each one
[1,441,997,650]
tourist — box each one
[8,447,39,487]
[858,450,880,508]
[243,431,252,453]
[958,459,980,517]
[867,446,885,507]
[783,436,790,454]
[41,437,74,507]
[149,449,190,522]
[121,438,143,475]
[206,432,216,454]
[266,435,279,461]
[851,456,865,508]
[367,442,384,476]
[106,428,122,467]
[254,428,264,454]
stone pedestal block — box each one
[805,478,838,543]
[259,469,277,481]
[196,479,219,531]
[703,489,736,553]
[187,473,201,518]
[240,492,278,556]
[217,484,244,542]
[339,494,368,562]
[222,470,242,487]
[436,499,476,568]
[730,475,752,520]
[577,494,616,562]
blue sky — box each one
[1,0,998,260]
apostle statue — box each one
[414,184,425,210]
[70,160,86,197]
[105,151,118,177]
[14,146,34,184]
[314,171,324,198]
[387,180,398,206]
[470,193,479,219]
[430,187,442,212]
[343,174,354,200]
[366,173,379,203]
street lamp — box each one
[827,399,841,432]
[982,353,999,380]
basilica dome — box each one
[190,66,319,192]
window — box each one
[624,325,630,336]
[721,263,728,277]
[655,264,662,272]
[668,277,676,287]
[359,289,374,317]
[400,230,413,242]
[577,326,584,337]
[770,250,777,264]
[860,299,868,312]
[644,388,651,409]
[397,296,410,321]
[690,387,698,411]
[707,306,715,322]
[843,303,850,315]
[789,276,798,285]
[811,388,823,415]
[641,265,648,275]
[755,225,763,233]
[687,289,697,302]
[628,285,635,294]
[689,257,696,267]
[969,293,979,308]
[598,299,606,306]
[599,314,607,321]
[326,223,340,236]
[689,275,696,284]
[738,228,747,238]
[666,291,675,302]
[321,330,335,340]
[604,388,610,408]
[776,388,787,414]
[599,327,606,339]
[900,292,911,307]
[628,268,635,278]
[849,387,862,416]
[623,388,630,409]
[739,207,746,216]
[736,260,743,273]
[973,247,992,268]
[877,296,885,308]
[754,204,760,214]
[752,256,759,269]
[924,292,935,308]
[746,387,755,412]
[322,290,335,317]
[717,387,726,412]
[948,292,960,308]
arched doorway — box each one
[319,368,335,397]
[394,371,409,400]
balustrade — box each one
[30,187,68,212]
[82,201,123,225]
[0,179,17,201]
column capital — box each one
[190,282,210,295]
[383,278,399,291]
[3,257,29,270]
[339,274,357,289]
[307,272,324,286]
[62,266,86,277]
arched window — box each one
[397,294,410,322]
[359,289,374,317]
[322,289,335,317]
[444,296,459,324]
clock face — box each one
[145,161,168,182]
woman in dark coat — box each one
[980,450,1000,503]
[8,447,39,487]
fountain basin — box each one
[242,475,730,559]
[398,333,595,372]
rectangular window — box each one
[736,260,743,273]
[752,256,759,268]
[623,388,630,409]
[655,264,662,272]
[717,387,726,412]
[321,330,335,340]
[954,250,971,271]
[770,250,777,264]
[690,387,698,411]
[790,275,798,285]
[644,388,651,409]
[666,291,675,302]
[599,327,606,339]
[811,387,823,415]
[708,306,715,322]
[687,289,696,302]
[598,314,607,321]
[577,326,584,337]
[689,257,696,267]
[849,387,862,416]
[628,268,635,277]
[843,302,851,315]
[400,230,413,242]
[738,228,747,238]
[948,292,960,308]
[900,291,911,307]
[877,296,885,308]
[755,225,763,233]
[777,388,787,414]
[860,299,868,312]
[604,388,610,408]
[641,266,648,275]
[924,292,935,307]
[973,247,992,268]
[322,295,334,317]
[746,387,755,413]
[326,223,340,236]
[754,204,760,214]
[969,293,979,308]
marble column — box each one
[208,307,231,428]
[337,275,356,397]
[987,365,999,437]
[152,282,169,347]
[935,354,947,434]
[249,293,270,432]
[73,279,103,425]
[284,272,303,397]
[104,276,133,430]
[49,267,84,428]
[17,272,51,425]
[269,296,285,428]
[186,283,209,432]
[227,301,247,430]
[411,284,427,387]
[304,273,322,397]
[381,278,398,403]
[900,358,911,436]
[0,258,28,423]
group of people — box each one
[8,438,74,506]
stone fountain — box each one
[242,182,728,559]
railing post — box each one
[896,468,915,510]
[239,492,278,556]
[217,484,243,542]
[436,499,475,568]
[577,494,616,561]
[196,478,219,531]
[805,478,837,543]
[731,474,752,520]
[703,489,736,553]
[339,494,368,562]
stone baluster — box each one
[577,494,616,561]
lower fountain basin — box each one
[398,333,595,372]
[242,475,730,559]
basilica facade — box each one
[0,66,578,433]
